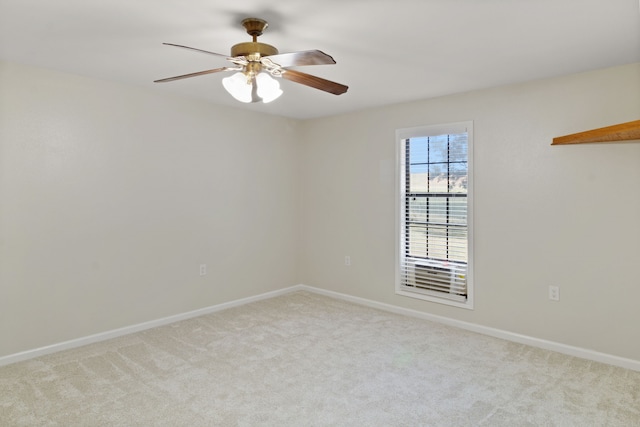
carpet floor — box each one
[1,291,639,426]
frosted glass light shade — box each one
[222,71,283,104]
[222,72,252,103]
[256,72,282,103]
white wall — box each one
[298,63,640,361]
[0,61,300,357]
[2,60,639,363]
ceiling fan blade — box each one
[267,50,336,68]
[281,69,348,95]
[154,67,231,83]
[162,43,229,59]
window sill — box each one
[395,287,474,310]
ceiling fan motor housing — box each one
[230,42,278,59]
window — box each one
[396,122,473,309]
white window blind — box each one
[396,122,473,308]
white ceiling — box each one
[1,0,638,120]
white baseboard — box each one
[0,286,299,367]
[2,283,639,372]
[296,284,640,372]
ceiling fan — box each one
[154,18,348,104]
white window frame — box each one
[395,121,474,309]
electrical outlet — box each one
[548,285,559,301]
[199,264,207,276]
[344,256,351,266]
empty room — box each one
[1,0,639,425]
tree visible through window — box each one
[397,122,473,308]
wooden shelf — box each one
[552,120,640,145]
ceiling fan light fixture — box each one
[222,72,252,103]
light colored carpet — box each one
[1,291,639,426]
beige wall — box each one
[0,61,300,356]
[298,63,640,361]
[2,60,639,362]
